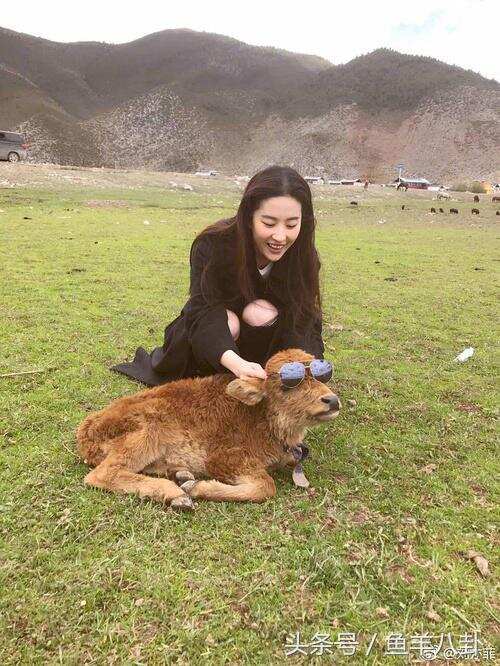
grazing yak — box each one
[439,208,444,213]
[77,349,341,509]
[430,207,436,213]
[473,195,480,203]
[437,192,451,201]
[450,208,459,214]
[492,196,500,203]
[471,208,480,215]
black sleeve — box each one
[279,309,325,359]
[182,235,239,372]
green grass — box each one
[0,182,498,664]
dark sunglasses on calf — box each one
[272,360,333,388]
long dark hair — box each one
[195,165,322,331]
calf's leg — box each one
[85,464,192,508]
[181,472,276,503]
[84,429,191,509]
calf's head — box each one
[226,349,341,428]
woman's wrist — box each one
[220,350,242,373]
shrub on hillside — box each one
[470,181,488,194]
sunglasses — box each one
[272,359,333,389]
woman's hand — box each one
[235,359,268,380]
[220,350,267,380]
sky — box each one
[2,0,498,81]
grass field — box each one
[0,172,498,664]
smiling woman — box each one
[111,165,325,386]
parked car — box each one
[0,131,28,162]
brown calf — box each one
[77,349,340,509]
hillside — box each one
[285,49,498,116]
[1,27,498,180]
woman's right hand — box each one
[220,350,267,380]
[234,359,267,380]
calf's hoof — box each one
[175,470,195,484]
[170,495,195,512]
[180,480,198,495]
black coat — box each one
[111,227,324,386]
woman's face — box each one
[252,196,302,268]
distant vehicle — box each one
[0,131,28,162]
[195,170,218,177]
[304,176,324,185]
[327,178,362,185]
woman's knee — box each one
[226,309,240,340]
[241,299,278,327]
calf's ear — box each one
[226,377,266,405]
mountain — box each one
[285,49,498,116]
[1,27,498,181]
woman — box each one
[111,165,324,386]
